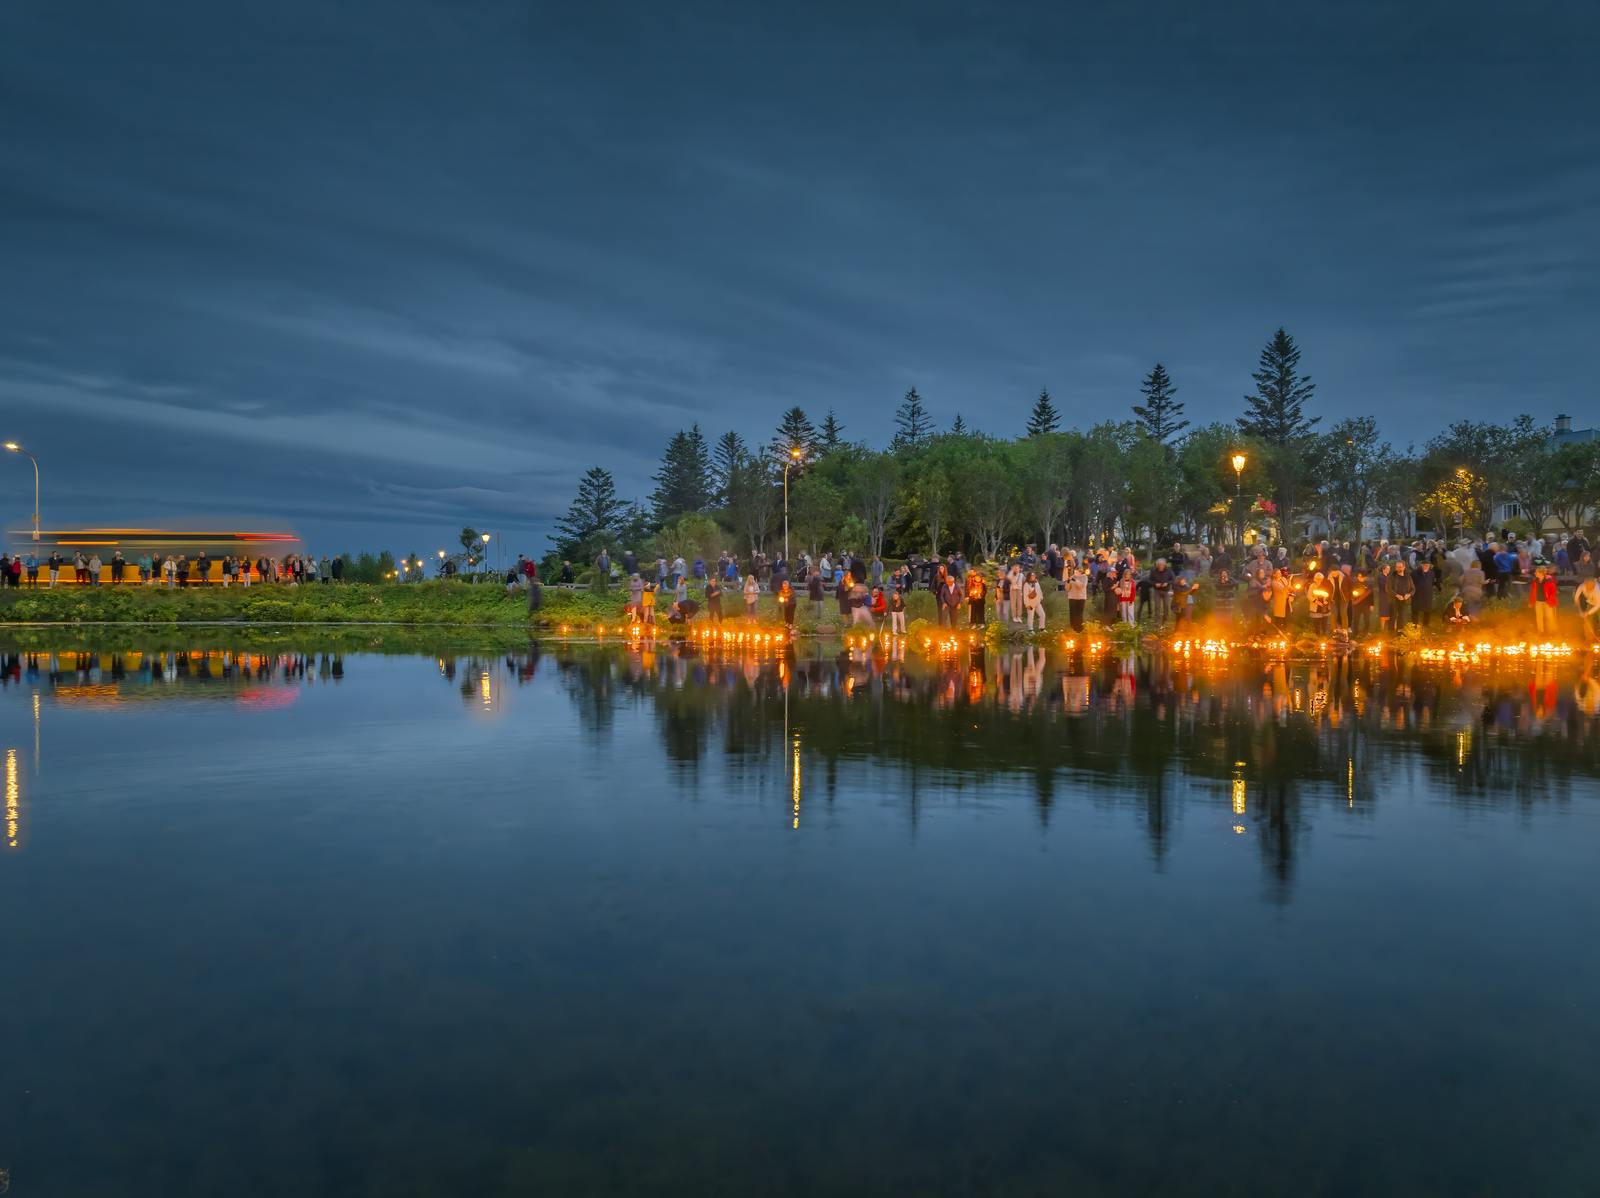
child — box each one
[889,586,906,636]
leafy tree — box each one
[1074,422,1135,546]
[850,450,901,558]
[1316,416,1387,540]
[1125,436,1177,547]
[1421,422,1503,538]
[910,463,954,556]
[1019,432,1072,547]
[1371,451,1420,540]
[962,443,1016,562]
[1133,363,1187,446]
[820,409,845,450]
[457,526,489,570]
[652,512,723,570]
[771,406,816,467]
[650,425,712,522]
[1026,388,1059,437]
[724,457,778,553]
[893,387,933,448]
[1175,425,1255,545]
[790,471,845,557]
[552,466,630,558]
[1499,414,1565,535]
[1551,440,1600,535]
[712,431,747,501]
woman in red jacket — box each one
[1529,565,1559,637]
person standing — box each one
[806,568,824,622]
[594,546,611,591]
[744,574,760,622]
[1574,575,1600,644]
[1307,572,1332,637]
[850,579,873,628]
[966,569,987,626]
[888,585,906,636]
[1529,565,1559,637]
[1389,561,1415,632]
[87,553,103,586]
[1412,559,1436,628]
[1021,571,1045,632]
[47,550,61,588]
[137,553,152,584]
[1147,558,1174,626]
[777,579,795,629]
[628,573,644,620]
[1269,568,1290,630]
[1066,564,1088,633]
[704,575,723,624]
[1115,569,1136,626]
[110,551,125,585]
[24,553,38,588]
[196,550,211,585]
[331,555,344,584]
[936,572,960,627]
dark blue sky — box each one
[2,0,1596,555]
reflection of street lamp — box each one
[1230,452,1247,545]
[783,445,803,562]
[3,441,40,541]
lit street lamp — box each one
[3,441,40,541]
[783,445,803,562]
[1230,451,1247,546]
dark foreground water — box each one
[2,639,1600,1197]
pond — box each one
[2,637,1599,1196]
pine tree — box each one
[1132,363,1188,445]
[951,413,968,436]
[770,406,816,466]
[820,409,844,450]
[552,466,629,556]
[1026,388,1059,436]
[1240,329,1318,445]
[893,387,932,448]
[650,424,712,522]
[712,430,747,500]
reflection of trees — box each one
[549,644,1600,900]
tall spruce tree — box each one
[1026,388,1059,436]
[951,412,968,436]
[820,409,845,450]
[650,424,712,522]
[1240,329,1318,445]
[712,430,747,501]
[893,387,933,448]
[770,406,816,466]
[552,466,629,556]
[1132,363,1188,445]
[1240,328,1319,537]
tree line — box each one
[548,328,1600,572]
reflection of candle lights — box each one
[791,733,802,830]
[6,748,18,848]
[1232,776,1246,816]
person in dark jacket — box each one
[1412,560,1436,627]
[1388,561,1416,632]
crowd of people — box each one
[569,530,1600,644]
[0,549,347,586]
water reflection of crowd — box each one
[0,650,345,691]
[542,642,1600,900]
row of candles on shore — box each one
[553,621,1582,665]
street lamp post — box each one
[481,531,492,579]
[1230,452,1247,547]
[3,442,40,541]
[783,445,803,563]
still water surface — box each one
[2,640,1600,1196]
